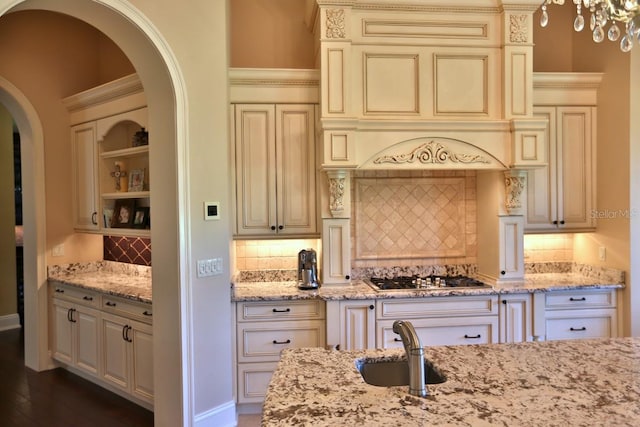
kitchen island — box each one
[262,338,640,426]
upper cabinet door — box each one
[234,104,318,238]
[275,104,316,236]
[557,106,595,230]
[71,122,99,231]
[234,104,277,236]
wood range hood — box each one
[306,0,547,285]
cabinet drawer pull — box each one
[272,308,291,313]
[68,308,77,323]
[569,297,586,302]
[570,327,587,332]
[464,334,481,339]
[83,296,93,301]
[91,212,98,225]
[142,310,152,316]
[105,301,117,307]
[394,337,403,342]
[55,289,64,293]
[272,339,291,345]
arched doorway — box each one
[0,1,189,425]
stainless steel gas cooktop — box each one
[365,275,491,291]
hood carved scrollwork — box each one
[373,141,491,165]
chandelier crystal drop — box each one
[540,0,640,51]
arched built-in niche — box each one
[0,1,190,425]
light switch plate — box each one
[197,258,223,277]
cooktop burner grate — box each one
[366,275,490,291]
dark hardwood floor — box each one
[0,328,154,427]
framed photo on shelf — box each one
[132,206,150,229]
[128,169,145,192]
[112,199,135,228]
[103,207,114,228]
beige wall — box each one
[0,104,17,317]
[230,0,316,69]
[0,10,135,266]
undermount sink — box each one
[356,359,447,387]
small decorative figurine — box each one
[132,127,149,147]
[110,161,128,192]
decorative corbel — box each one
[504,170,526,215]
[326,170,347,217]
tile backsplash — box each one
[103,236,152,266]
[351,170,476,268]
[524,234,574,263]
[234,239,320,271]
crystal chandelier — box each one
[540,0,640,52]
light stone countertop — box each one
[47,261,152,304]
[232,272,624,302]
[262,338,640,426]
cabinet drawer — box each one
[237,320,325,362]
[545,290,616,310]
[102,295,153,324]
[237,362,278,403]
[50,282,100,308]
[377,295,498,319]
[545,309,617,341]
[377,316,499,348]
[237,300,325,322]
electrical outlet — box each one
[52,244,65,257]
[599,246,606,262]
[197,258,223,278]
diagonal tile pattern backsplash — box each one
[352,170,476,268]
[103,235,152,266]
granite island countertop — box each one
[262,338,640,426]
[47,261,152,304]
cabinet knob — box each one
[502,300,507,305]
[559,220,565,225]
[278,225,284,230]
[369,305,374,310]
[345,275,350,280]
[270,226,276,231]
[553,220,558,225]
[500,270,506,275]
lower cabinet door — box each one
[237,362,278,404]
[377,316,499,348]
[130,322,154,403]
[101,313,130,392]
[75,306,100,376]
[51,299,74,364]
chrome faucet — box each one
[392,320,427,397]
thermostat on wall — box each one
[204,201,220,220]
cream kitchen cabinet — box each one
[235,300,325,405]
[326,299,376,351]
[499,293,534,343]
[49,281,153,409]
[51,287,101,378]
[233,104,317,238]
[544,289,618,341]
[376,295,499,348]
[101,311,154,406]
[71,122,100,231]
[526,73,601,232]
[321,219,351,284]
[64,73,150,236]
